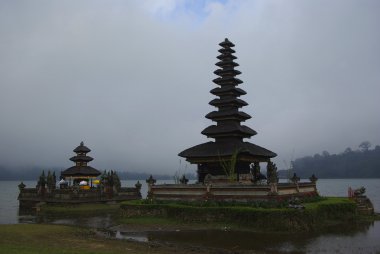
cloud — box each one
[0,0,379,173]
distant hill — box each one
[283,143,380,179]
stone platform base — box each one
[148,182,318,202]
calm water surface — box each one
[1,179,379,253]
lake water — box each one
[1,179,380,253]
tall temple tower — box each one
[179,38,276,183]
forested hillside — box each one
[290,142,380,178]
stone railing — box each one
[18,184,142,207]
[148,182,317,202]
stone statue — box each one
[37,171,46,196]
[266,161,278,184]
[179,174,189,184]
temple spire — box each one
[70,141,93,167]
[202,38,256,142]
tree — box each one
[343,147,352,154]
[322,150,330,157]
[359,141,371,152]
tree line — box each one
[290,142,380,178]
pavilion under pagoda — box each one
[61,141,101,186]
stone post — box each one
[251,162,261,184]
[291,173,300,192]
[179,174,189,184]
[135,181,142,198]
[18,182,26,191]
[146,175,156,200]
[309,174,318,192]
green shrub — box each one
[120,197,358,231]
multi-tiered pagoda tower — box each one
[179,38,276,183]
[61,142,101,184]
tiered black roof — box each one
[61,142,101,177]
[179,38,276,162]
[73,141,91,153]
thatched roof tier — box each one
[61,166,101,177]
[179,141,276,163]
[217,54,237,60]
[205,110,251,121]
[201,124,257,138]
[218,47,236,54]
[213,68,241,76]
[213,77,243,85]
[210,86,246,96]
[69,155,94,162]
[219,38,235,47]
[215,60,239,68]
[73,141,91,153]
[209,98,248,108]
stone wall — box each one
[18,186,141,208]
[149,182,317,202]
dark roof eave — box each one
[61,166,101,177]
[178,141,277,160]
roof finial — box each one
[80,141,84,146]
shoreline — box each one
[4,199,380,253]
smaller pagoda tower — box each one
[61,142,101,185]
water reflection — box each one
[17,207,380,253]
[113,222,379,253]
[18,208,116,228]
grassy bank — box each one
[39,203,120,217]
[0,224,124,254]
[120,197,358,231]
[0,224,210,254]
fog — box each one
[1,0,379,174]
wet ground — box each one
[17,211,380,254]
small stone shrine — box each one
[18,142,142,208]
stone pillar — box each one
[251,162,261,184]
[291,173,300,192]
[146,175,156,200]
[135,181,142,198]
[179,175,189,184]
[309,174,318,192]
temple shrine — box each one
[147,39,318,201]
[179,38,277,183]
[61,142,101,186]
[18,142,142,208]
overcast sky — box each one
[1,0,379,174]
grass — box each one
[117,216,245,231]
[0,223,227,254]
[0,224,122,254]
[118,216,180,226]
[303,197,353,209]
[40,203,120,216]
[0,224,204,254]
[120,197,359,231]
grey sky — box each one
[1,0,379,174]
